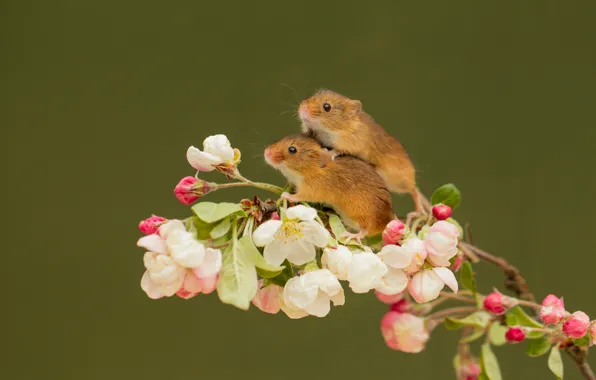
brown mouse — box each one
[298,89,428,213]
[264,134,394,242]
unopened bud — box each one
[382,220,406,246]
[483,291,516,315]
[138,215,167,235]
[505,327,525,343]
[174,176,213,205]
[432,204,452,221]
[563,311,590,339]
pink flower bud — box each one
[252,280,283,314]
[539,294,566,325]
[271,212,280,220]
[505,327,525,343]
[483,291,516,315]
[375,290,403,305]
[382,220,406,246]
[380,311,429,353]
[459,358,481,380]
[389,299,409,313]
[176,288,199,299]
[432,204,452,221]
[174,176,212,205]
[563,311,590,339]
[589,322,596,346]
[450,254,463,272]
[138,215,167,235]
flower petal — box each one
[253,220,283,247]
[182,269,203,293]
[284,275,318,309]
[198,275,218,294]
[408,269,443,303]
[167,230,206,268]
[141,271,165,299]
[302,220,331,248]
[203,134,235,164]
[263,237,289,266]
[280,298,309,319]
[433,267,458,293]
[137,234,167,255]
[186,146,220,172]
[193,248,222,278]
[285,239,317,266]
[286,205,317,221]
[303,292,331,317]
[378,244,413,269]
[377,267,408,295]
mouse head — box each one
[264,134,332,180]
[298,89,362,131]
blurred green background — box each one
[2,1,595,379]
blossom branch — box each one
[459,243,595,379]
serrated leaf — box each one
[547,346,564,379]
[328,214,348,243]
[507,306,543,328]
[431,183,461,209]
[489,323,508,346]
[460,328,486,343]
[459,261,477,293]
[216,238,258,310]
[481,344,502,380]
[238,234,285,278]
[192,202,247,224]
[526,336,552,357]
[210,217,232,239]
[445,311,492,330]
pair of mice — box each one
[264,89,423,242]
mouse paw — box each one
[281,192,300,203]
[340,230,367,245]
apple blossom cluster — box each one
[137,134,594,380]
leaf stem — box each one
[439,291,477,305]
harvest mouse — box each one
[298,89,428,213]
[264,134,394,242]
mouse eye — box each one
[288,146,297,154]
[323,103,331,112]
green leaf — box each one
[526,336,552,357]
[526,331,546,339]
[481,344,502,380]
[507,306,543,328]
[185,216,215,241]
[460,328,486,343]
[192,202,247,224]
[431,183,461,209]
[489,323,508,346]
[238,235,285,278]
[547,346,564,379]
[459,261,477,293]
[266,259,294,287]
[572,335,590,347]
[210,217,232,239]
[478,373,489,380]
[216,236,258,310]
[328,214,348,243]
[445,311,492,330]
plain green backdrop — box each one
[2,1,595,379]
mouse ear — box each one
[319,149,333,168]
[349,100,362,114]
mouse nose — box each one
[264,148,272,158]
[299,104,310,119]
